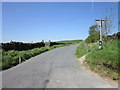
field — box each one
[76,40,119,80]
[57,40,82,44]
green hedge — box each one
[1,47,50,70]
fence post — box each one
[19,56,21,64]
[49,40,51,47]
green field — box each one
[57,40,82,44]
[76,40,119,80]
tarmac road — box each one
[2,45,117,88]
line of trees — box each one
[49,42,65,47]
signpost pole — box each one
[95,19,106,50]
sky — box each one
[2,2,118,43]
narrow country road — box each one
[2,45,117,88]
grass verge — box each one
[76,40,119,81]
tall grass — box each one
[76,41,98,58]
[76,40,119,80]
[86,40,118,70]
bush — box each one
[85,35,99,43]
[2,55,13,70]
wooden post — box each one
[49,40,51,47]
[19,56,21,64]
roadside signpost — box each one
[95,19,106,50]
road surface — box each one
[2,45,117,88]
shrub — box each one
[85,35,99,43]
[2,55,13,70]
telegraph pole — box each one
[95,19,106,50]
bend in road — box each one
[2,45,117,88]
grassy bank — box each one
[76,40,119,80]
[1,43,73,70]
[76,42,98,58]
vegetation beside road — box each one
[1,40,81,70]
[1,47,49,70]
[76,22,119,81]
[76,42,97,58]
[76,39,119,80]
[76,18,119,80]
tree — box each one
[89,24,99,36]
[85,24,99,43]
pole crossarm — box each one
[95,19,106,21]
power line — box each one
[90,0,95,25]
